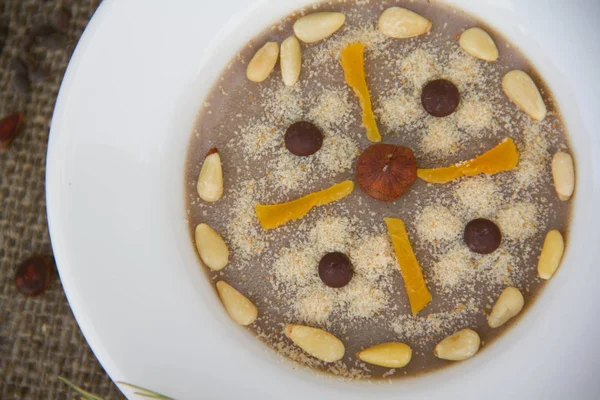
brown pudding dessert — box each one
[185,0,574,380]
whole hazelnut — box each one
[15,255,52,296]
[355,144,417,202]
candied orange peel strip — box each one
[417,138,519,184]
[341,42,382,143]
[385,218,431,315]
[255,180,354,230]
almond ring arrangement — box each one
[190,5,574,377]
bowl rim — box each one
[46,0,600,398]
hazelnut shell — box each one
[355,144,417,202]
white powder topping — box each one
[445,51,483,90]
[343,279,388,319]
[376,89,424,132]
[497,202,539,241]
[317,135,359,174]
[514,122,551,190]
[260,83,304,125]
[310,215,354,253]
[310,24,387,68]
[271,215,395,326]
[400,48,439,90]
[476,248,514,286]
[273,247,318,289]
[431,241,517,294]
[454,176,501,218]
[382,369,396,378]
[272,340,324,369]
[249,86,359,196]
[226,179,268,260]
[455,95,495,135]
[237,120,280,160]
[267,149,313,194]
[325,363,370,380]
[420,117,460,158]
[294,286,336,324]
[415,205,462,244]
[391,302,480,345]
[349,233,396,283]
[431,245,473,291]
[308,87,354,130]
[266,134,357,195]
[272,216,353,293]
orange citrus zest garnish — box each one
[341,42,382,143]
[385,218,432,315]
[417,138,519,183]
[255,180,354,230]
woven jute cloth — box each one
[0,1,125,399]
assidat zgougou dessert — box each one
[185,0,574,379]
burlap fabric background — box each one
[0,1,125,399]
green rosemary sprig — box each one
[59,376,176,400]
[58,377,104,400]
[117,382,175,400]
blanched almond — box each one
[284,324,345,362]
[459,27,499,61]
[434,329,480,361]
[357,342,412,368]
[194,223,229,271]
[502,70,547,121]
[378,7,431,39]
[293,12,345,43]
[487,287,524,328]
[246,42,279,83]
[537,230,564,279]
[197,148,223,202]
[280,35,301,86]
[552,152,575,201]
[216,281,258,326]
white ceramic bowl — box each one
[46,0,600,398]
